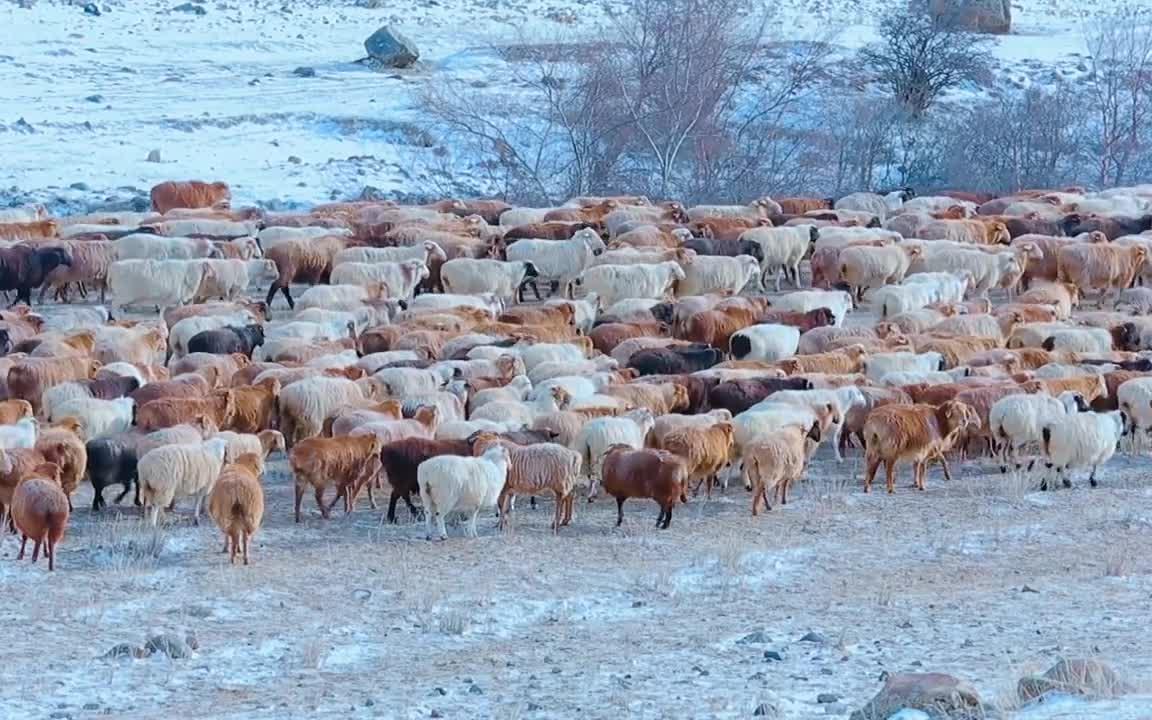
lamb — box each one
[208,453,265,565]
[278,376,370,447]
[862,401,981,493]
[574,409,656,495]
[470,433,582,531]
[577,262,686,307]
[864,351,946,381]
[48,397,134,439]
[417,444,511,540]
[1040,411,1126,489]
[330,260,430,301]
[596,445,689,529]
[114,233,221,261]
[989,391,1090,474]
[742,423,822,514]
[505,229,606,298]
[291,434,384,521]
[107,259,212,313]
[739,225,816,291]
[770,290,853,327]
[729,324,801,362]
[440,258,539,303]
[838,244,922,301]
[660,422,734,499]
[1057,243,1148,307]
[10,462,70,571]
[264,235,347,309]
[137,437,229,526]
[676,255,761,296]
[0,418,38,450]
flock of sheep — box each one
[1,179,1152,569]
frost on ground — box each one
[2,441,1151,718]
[0,0,1137,213]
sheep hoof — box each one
[1089,478,1098,488]
[1063,478,1073,489]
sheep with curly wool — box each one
[418,444,511,540]
[138,437,228,526]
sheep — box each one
[150,180,231,213]
[574,409,656,495]
[85,436,139,511]
[688,199,781,221]
[1057,243,1148,307]
[544,293,600,334]
[225,378,281,434]
[291,434,384,521]
[115,233,221,261]
[330,260,430,301]
[470,433,582,531]
[208,453,265,565]
[1016,282,1080,320]
[470,387,571,429]
[775,345,867,376]
[602,382,689,416]
[108,259,212,313]
[39,240,116,304]
[765,387,867,462]
[48,397,133,440]
[864,351,946,381]
[862,401,981,493]
[919,219,1011,245]
[739,225,816,291]
[627,347,726,376]
[577,262,686,307]
[214,429,285,466]
[1117,287,1152,314]
[742,423,822,514]
[879,370,956,387]
[147,218,259,239]
[1116,378,1152,448]
[138,437,229,526]
[660,422,734,499]
[418,444,511,540]
[505,229,606,298]
[1039,327,1113,354]
[4,356,99,417]
[838,244,922,301]
[408,292,505,317]
[264,235,346,309]
[333,240,447,267]
[440,258,539,303]
[0,399,33,425]
[597,445,689,529]
[278,376,370,447]
[0,418,38,450]
[770,290,853,327]
[910,248,1021,297]
[187,324,266,359]
[676,255,761,296]
[989,391,1090,474]
[729,324,801,362]
[707,377,812,414]
[1040,411,1126,489]
[10,463,69,571]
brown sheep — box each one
[39,240,117,304]
[290,434,384,522]
[208,452,265,565]
[598,444,689,529]
[504,222,598,241]
[775,346,868,376]
[660,422,735,499]
[0,447,48,522]
[136,392,237,433]
[1057,244,1147,307]
[322,399,404,437]
[377,436,472,523]
[1022,376,1108,404]
[756,307,837,332]
[169,352,251,387]
[0,399,33,425]
[163,300,268,329]
[602,383,689,416]
[224,377,281,433]
[35,420,87,511]
[10,462,69,571]
[1015,282,1080,320]
[743,422,822,514]
[498,303,576,328]
[681,305,761,351]
[264,235,347,309]
[470,433,582,531]
[130,373,213,407]
[776,197,834,215]
[862,401,981,493]
[150,180,231,213]
[7,357,101,415]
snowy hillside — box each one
[0,0,1134,211]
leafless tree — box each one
[1084,9,1152,186]
[859,6,991,116]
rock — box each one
[49,712,71,720]
[738,631,772,645]
[288,156,302,164]
[799,631,827,644]
[430,712,442,719]
[14,118,35,134]
[355,0,388,6]
[146,149,162,163]
[358,186,386,201]
[526,703,543,712]
[1017,658,1132,703]
[293,66,316,78]
[83,704,99,712]
[823,703,849,715]
[145,633,193,659]
[468,685,483,695]
[851,673,984,720]
[817,693,840,703]
[753,702,780,718]
[928,0,1011,34]
[69,182,89,191]
[102,643,149,659]
[82,2,100,15]
[763,650,783,662]
[85,94,104,103]
[172,2,206,14]
[363,26,419,69]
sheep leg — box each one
[364,479,377,510]
[863,455,880,493]
[16,534,27,560]
[192,495,204,526]
[1089,464,1101,488]
[497,488,512,531]
[46,538,55,571]
[467,508,480,537]
[615,497,625,527]
[937,452,954,483]
[321,486,339,517]
[294,484,305,523]
[751,482,763,516]
[93,487,106,512]
[884,460,897,494]
[562,493,574,526]
[386,491,402,523]
[31,537,42,563]
[781,476,791,506]
[242,532,250,566]
[222,535,231,554]
[660,503,673,529]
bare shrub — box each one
[1084,8,1152,186]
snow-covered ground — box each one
[0,0,1137,212]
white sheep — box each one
[878,370,955,387]
[407,292,505,316]
[1117,378,1152,449]
[0,418,37,450]
[469,375,533,413]
[872,283,938,319]
[470,388,570,429]
[168,312,257,359]
[115,234,220,261]
[499,207,552,227]
[332,240,446,267]
[771,290,854,327]
[1038,327,1113,354]
[601,298,663,323]
[418,444,511,540]
[527,357,618,384]
[330,260,430,301]
[374,367,452,397]
[108,259,211,313]
[813,226,900,251]
[435,419,516,441]
[901,271,970,303]
[138,437,229,526]
[517,342,590,372]
[989,391,1089,473]
[1040,411,1125,489]
[577,262,686,307]
[149,219,259,239]
[729,324,801,362]
[194,258,277,302]
[528,375,612,403]
[543,292,600,334]
[278,376,369,445]
[295,284,384,312]
[677,254,761,296]
[257,225,352,252]
[760,387,866,462]
[864,352,945,382]
[740,225,815,291]
[833,192,891,220]
[441,258,538,303]
[48,397,134,439]
[574,409,656,496]
[837,244,921,300]
[506,229,606,298]
[37,306,113,333]
[687,199,780,220]
[909,248,1021,296]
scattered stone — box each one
[102,643,149,659]
[738,631,772,645]
[145,633,193,659]
[363,26,419,69]
[14,118,35,133]
[431,688,446,696]
[763,650,783,662]
[83,704,99,712]
[184,632,200,651]
[823,704,849,715]
[467,685,483,695]
[817,693,840,704]
[288,155,302,165]
[82,2,100,15]
[1017,658,1132,703]
[430,712,442,719]
[799,632,827,644]
[928,0,1011,34]
[49,712,72,719]
[354,0,388,6]
[364,699,375,707]
[293,66,316,78]
[85,94,104,103]
[146,149,162,163]
[850,673,983,720]
[753,702,780,718]
[631,600,644,608]
[1021,585,1040,594]
[69,182,89,191]
[352,588,371,601]
[172,2,206,14]
[526,702,543,712]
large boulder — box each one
[363,26,419,69]
[851,673,987,720]
[1017,659,1133,704]
[928,0,1011,34]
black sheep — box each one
[187,323,265,358]
[86,437,139,511]
[708,377,813,415]
[683,237,764,262]
[627,346,724,376]
[0,245,72,306]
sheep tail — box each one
[1041,425,1052,456]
